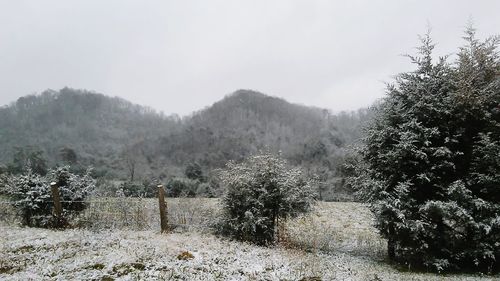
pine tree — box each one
[350,28,500,273]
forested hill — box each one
[0,88,180,176]
[0,88,371,198]
[151,89,368,171]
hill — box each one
[0,88,180,177]
[0,88,371,199]
[153,90,365,166]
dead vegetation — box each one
[0,199,496,280]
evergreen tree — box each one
[185,162,204,181]
[5,166,95,228]
[218,152,316,245]
[349,28,500,273]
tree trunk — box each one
[388,239,396,260]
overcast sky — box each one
[0,1,498,115]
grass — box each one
[76,197,220,230]
[0,198,498,280]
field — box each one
[0,199,497,280]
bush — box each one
[166,177,199,197]
[49,166,95,212]
[185,162,204,182]
[5,170,52,227]
[349,28,500,273]
[119,181,148,197]
[218,152,316,245]
[5,166,95,227]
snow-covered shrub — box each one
[5,166,95,227]
[4,169,52,226]
[195,182,217,198]
[348,29,500,273]
[166,177,199,197]
[218,152,316,245]
[47,166,95,214]
[118,181,147,197]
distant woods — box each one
[0,88,371,200]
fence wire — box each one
[0,198,374,232]
[0,197,220,231]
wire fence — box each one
[0,196,387,257]
[0,198,376,231]
[0,196,220,231]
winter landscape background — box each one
[1,1,500,280]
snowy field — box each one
[0,199,497,280]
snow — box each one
[0,203,500,281]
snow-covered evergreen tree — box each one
[5,166,95,227]
[349,28,500,273]
[5,168,51,226]
[48,166,95,213]
[218,152,316,244]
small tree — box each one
[48,166,95,213]
[349,28,500,273]
[218,152,316,245]
[185,162,204,182]
[5,166,95,227]
[59,147,78,164]
[5,169,51,226]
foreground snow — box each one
[0,225,495,281]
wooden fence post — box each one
[158,184,168,233]
[50,182,63,218]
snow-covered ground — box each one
[0,200,497,280]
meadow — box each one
[0,198,497,280]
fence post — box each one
[158,184,168,233]
[50,182,63,218]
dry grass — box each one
[77,197,220,231]
[0,225,494,280]
[284,202,386,258]
[1,198,498,280]
[79,198,386,257]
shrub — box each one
[185,162,204,182]
[48,166,95,213]
[5,166,95,227]
[218,152,316,245]
[166,177,199,197]
[349,28,500,273]
[195,182,216,198]
[5,169,52,226]
[119,181,146,197]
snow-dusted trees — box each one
[5,166,95,227]
[349,28,500,273]
[7,146,48,175]
[5,169,51,227]
[218,152,316,245]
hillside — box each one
[0,88,371,199]
[0,88,180,177]
[153,90,367,169]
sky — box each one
[0,0,498,115]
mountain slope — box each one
[0,88,179,177]
[154,90,351,168]
[0,88,371,199]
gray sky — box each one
[0,1,498,115]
